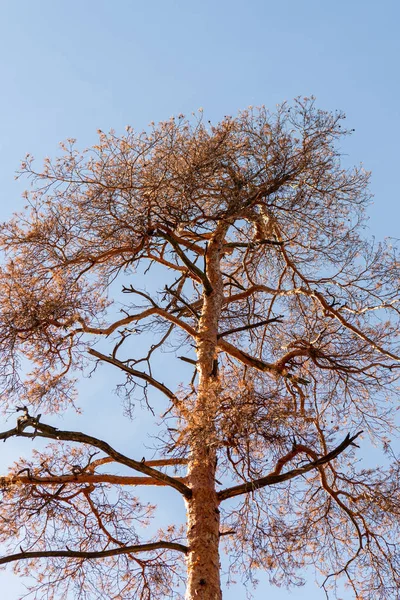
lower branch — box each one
[0,419,192,499]
[0,541,188,566]
[1,473,188,487]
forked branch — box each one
[159,229,213,295]
[218,432,362,502]
[0,418,192,499]
[88,348,182,411]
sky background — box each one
[0,0,399,598]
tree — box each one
[0,98,398,600]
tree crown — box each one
[0,98,399,599]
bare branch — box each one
[76,305,197,340]
[218,432,363,502]
[0,420,192,499]
[218,338,309,384]
[2,473,187,487]
[88,348,182,410]
[217,316,283,339]
[159,229,213,295]
[224,239,284,248]
[0,541,188,566]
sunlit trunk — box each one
[185,226,226,600]
[185,444,221,599]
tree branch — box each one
[164,285,200,320]
[217,316,283,339]
[218,432,362,502]
[159,229,213,295]
[76,305,197,340]
[224,239,284,249]
[0,420,192,499]
[88,348,182,410]
[0,541,189,566]
[220,281,400,364]
[2,473,188,487]
[217,338,309,384]
[85,456,187,473]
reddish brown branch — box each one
[270,443,318,476]
[224,239,284,248]
[75,306,197,340]
[218,338,309,384]
[85,456,187,473]
[2,473,188,487]
[218,432,362,502]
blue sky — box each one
[0,1,399,598]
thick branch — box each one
[272,229,400,363]
[0,421,192,499]
[309,288,400,363]
[165,285,200,319]
[221,282,400,364]
[224,239,284,248]
[159,229,213,295]
[0,541,188,566]
[2,473,187,487]
[79,306,197,340]
[218,432,362,502]
[155,228,205,256]
[85,456,187,473]
[218,338,309,384]
[217,316,283,339]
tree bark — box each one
[185,227,226,600]
[185,445,221,599]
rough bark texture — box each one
[186,450,221,599]
[185,227,226,600]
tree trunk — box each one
[185,226,226,599]
[185,448,221,599]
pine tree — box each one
[0,99,399,599]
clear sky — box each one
[0,0,399,598]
